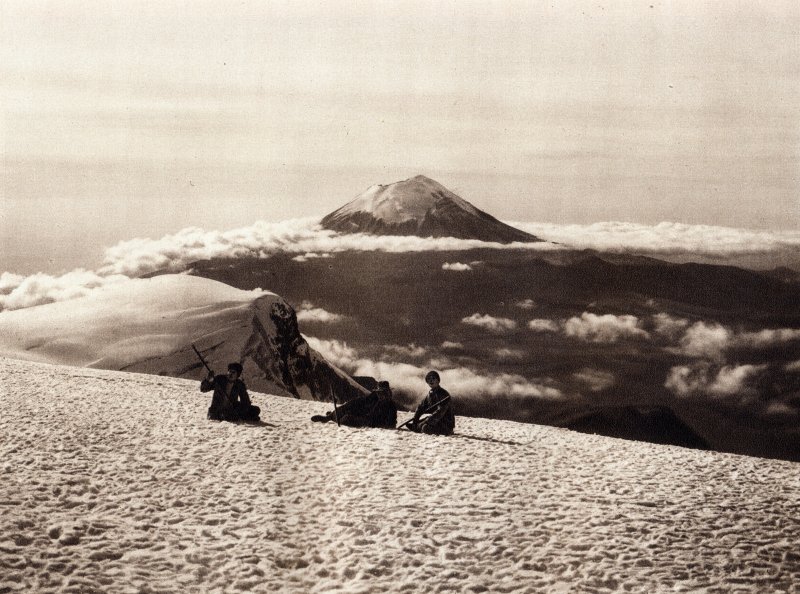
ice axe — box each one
[397,395,451,431]
[331,394,341,427]
[192,343,214,376]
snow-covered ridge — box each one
[0,275,365,402]
[1,357,798,593]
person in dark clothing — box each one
[201,362,260,423]
[311,381,397,428]
[407,370,455,436]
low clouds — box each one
[494,348,525,361]
[295,301,345,324]
[100,218,561,278]
[665,363,767,401]
[514,220,800,264]
[461,313,518,334]
[563,313,650,343]
[671,321,800,361]
[572,368,616,392]
[4,216,800,313]
[441,341,463,350]
[662,320,800,412]
[384,343,428,359]
[652,313,691,341]
[304,336,563,402]
[674,322,733,360]
[0,269,129,311]
[527,319,559,333]
[292,252,332,263]
[442,262,472,271]
[515,299,537,310]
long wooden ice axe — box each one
[191,344,214,376]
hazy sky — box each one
[2,0,799,273]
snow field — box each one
[1,357,799,593]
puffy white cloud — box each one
[494,348,525,361]
[295,301,345,324]
[513,220,800,262]
[303,336,359,369]
[674,322,732,360]
[665,363,766,400]
[440,341,464,350]
[764,401,799,418]
[563,313,650,343]
[461,313,518,334]
[515,299,536,310]
[785,360,800,373]
[304,335,563,402]
[672,322,800,360]
[572,368,615,392]
[652,313,690,341]
[383,343,428,359]
[527,319,559,333]
[0,269,130,311]
[442,262,472,271]
[735,328,800,349]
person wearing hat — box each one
[407,370,455,435]
[201,362,260,423]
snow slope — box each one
[321,175,540,243]
[1,358,798,593]
[0,275,365,402]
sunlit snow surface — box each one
[1,358,799,593]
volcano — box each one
[321,175,541,243]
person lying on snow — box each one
[406,370,455,436]
[201,362,261,423]
[311,381,397,428]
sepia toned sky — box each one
[1,0,799,273]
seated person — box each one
[406,370,454,436]
[311,381,397,428]
[201,362,260,423]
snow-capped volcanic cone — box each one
[321,175,541,243]
[0,274,365,402]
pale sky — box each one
[2,0,799,273]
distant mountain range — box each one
[2,174,798,461]
[321,175,541,243]
[187,246,800,461]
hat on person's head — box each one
[425,370,440,383]
[227,362,243,375]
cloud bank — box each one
[304,336,564,403]
[4,217,800,313]
[100,218,561,278]
[514,220,800,262]
[0,270,130,311]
